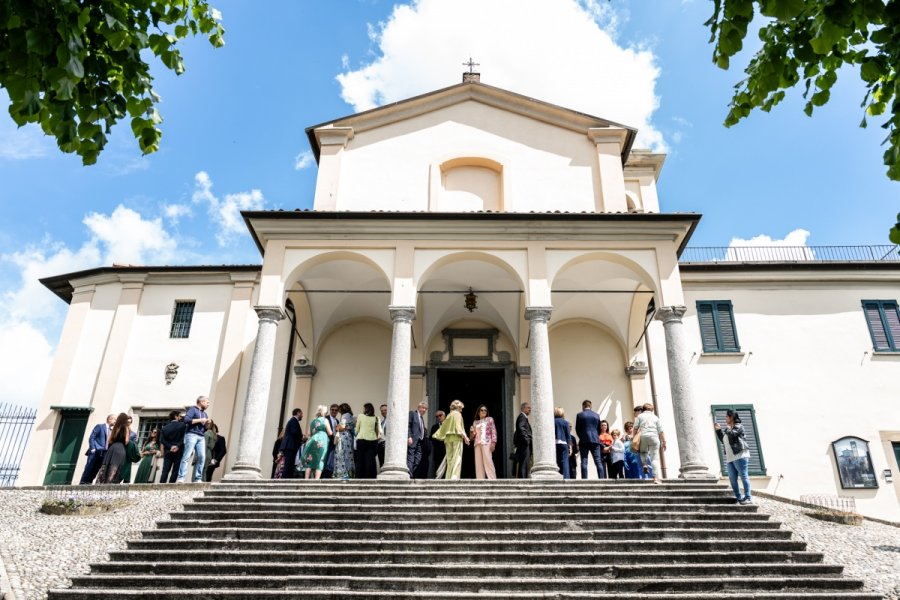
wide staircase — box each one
[49,479,880,599]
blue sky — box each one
[0,0,897,407]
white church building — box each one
[20,76,900,521]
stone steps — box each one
[47,480,877,599]
[87,561,846,578]
[48,589,885,599]
[62,575,866,593]
[140,526,794,541]
[166,510,772,522]
[153,518,784,531]
[107,548,830,565]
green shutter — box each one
[862,300,900,351]
[697,302,719,351]
[711,404,766,476]
[715,302,740,351]
[697,301,740,352]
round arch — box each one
[416,250,526,292]
[283,249,393,296]
[549,317,628,363]
[550,251,657,293]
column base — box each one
[222,464,262,481]
[377,465,411,480]
[678,462,716,480]
[529,462,564,480]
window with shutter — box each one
[169,301,196,339]
[696,300,740,352]
[711,404,766,476]
[862,300,900,351]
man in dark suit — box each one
[429,410,446,478]
[575,399,606,479]
[79,414,115,484]
[407,401,428,478]
[204,431,228,482]
[321,404,340,479]
[159,410,186,483]
[513,402,532,478]
[279,408,304,479]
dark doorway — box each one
[436,369,505,478]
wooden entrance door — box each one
[43,411,90,485]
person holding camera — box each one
[715,409,752,504]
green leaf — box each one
[810,17,844,54]
[53,76,76,100]
[65,55,84,79]
[860,59,885,83]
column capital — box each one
[655,305,687,324]
[524,306,553,323]
[389,305,416,323]
[254,305,286,322]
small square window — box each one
[862,300,900,352]
[170,301,196,339]
[696,300,740,352]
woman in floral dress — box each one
[469,405,497,480]
[433,399,469,479]
[333,403,356,479]
[302,405,333,479]
[134,428,161,484]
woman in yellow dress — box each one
[432,399,470,479]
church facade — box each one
[21,78,900,521]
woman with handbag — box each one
[632,402,666,484]
[715,409,752,504]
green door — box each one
[43,411,90,485]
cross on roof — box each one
[462,57,480,73]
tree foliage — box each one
[705,0,900,242]
[0,0,224,165]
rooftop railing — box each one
[680,245,900,264]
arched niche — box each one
[434,157,504,212]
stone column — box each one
[656,306,713,479]
[525,307,563,480]
[378,306,416,480]
[224,306,285,480]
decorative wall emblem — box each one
[165,363,179,385]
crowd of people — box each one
[78,395,227,485]
[76,393,752,502]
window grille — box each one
[169,301,196,338]
[135,416,170,450]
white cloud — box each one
[192,171,265,246]
[336,0,665,150]
[0,121,50,160]
[726,228,813,261]
[164,203,192,224]
[0,321,53,409]
[0,205,181,407]
[294,150,315,170]
[83,205,177,265]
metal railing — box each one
[0,402,37,486]
[680,245,900,264]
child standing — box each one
[609,429,625,479]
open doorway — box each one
[436,369,506,478]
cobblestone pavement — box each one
[756,496,900,599]
[0,488,896,599]
[0,488,202,600]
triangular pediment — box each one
[305,81,637,162]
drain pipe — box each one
[277,299,298,433]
